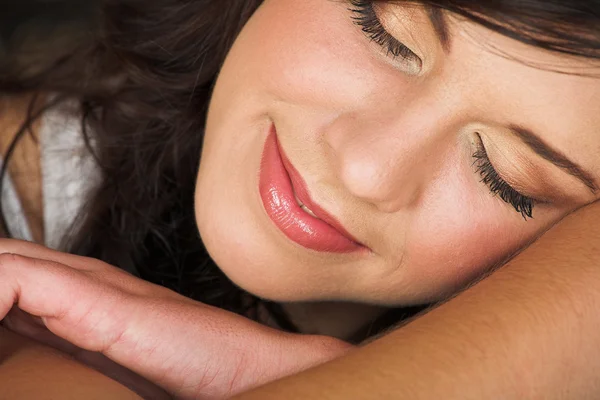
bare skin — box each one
[197,0,600,312]
[0,194,598,399]
[0,94,385,340]
[233,201,600,400]
[0,327,142,400]
[0,0,599,397]
[0,98,165,399]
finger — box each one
[0,239,178,299]
[0,253,130,352]
[0,252,349,399]
[0,239,100,271]
[0,253,210,397]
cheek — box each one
[403,181,543,301]
[382,150,550,302]
[413,211,520,283]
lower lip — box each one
[259,126,361,253]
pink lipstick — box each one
[259,126,362,253]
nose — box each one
[324,100,456,213]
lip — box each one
[259,125,363,253]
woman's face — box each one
[195,0,600,305]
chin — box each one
[207,251,318,303]
[194,201,306,303]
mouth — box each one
[259,124,364,253]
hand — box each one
[0,239,353,399]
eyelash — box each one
[349,0,422,66]
[473,135,535,220]
[349,1,535,220]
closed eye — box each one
[349,0,423,71]
[473,133,536,220]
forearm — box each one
[234,202,600,400]
[0,328,143,399]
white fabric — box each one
[40,103,99,249]
[0,103,99,249]
[1,165,34,242]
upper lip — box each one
[276,139,364,248]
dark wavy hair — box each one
[0,0,598,342]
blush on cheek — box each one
[406,206,539,301]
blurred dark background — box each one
[0,0,98,60]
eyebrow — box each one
[420,9,596,194]
[510,125,598,193]
[426,7,451,52]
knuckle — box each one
[0,239,31,254]
[0,252,24,267]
